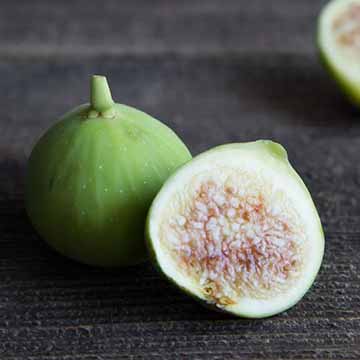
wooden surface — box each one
[1,0,360,359]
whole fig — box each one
[26,75,191,266]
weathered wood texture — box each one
[0,0,328,56]
[0,1,359,359]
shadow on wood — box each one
[227,54,360,126]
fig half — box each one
[318,0,360,106]
[26,75,191,267]
[146,141,324,318]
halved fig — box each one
[318,0,360,106]
[146,141,324,318]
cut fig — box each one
[318,0,360,106]
[146,141,324,318]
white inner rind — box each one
[148,143,324,318]
[319,0,360,82]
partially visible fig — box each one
[26,75,191,267]
[318,0,360,106]
[146,141,324,318]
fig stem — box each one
[90,75,115,113]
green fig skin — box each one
[318,41,360,107]
[26,76,192,267]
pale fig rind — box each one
[26,76,192,267]
[318,0,360,107]
[146,141,324,318]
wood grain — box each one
[0,0,328,57]
[0,1,359,359]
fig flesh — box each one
[318,0,360,106]
[26,75,192,267]
[146,141,324,318]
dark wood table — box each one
[1,1,359,358]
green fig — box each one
[26,75,192,267]
[318,0,360,106]
[146,141,324,318]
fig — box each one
[146,141,324,318]
[26,75,192,267]
[318,0,360,106]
